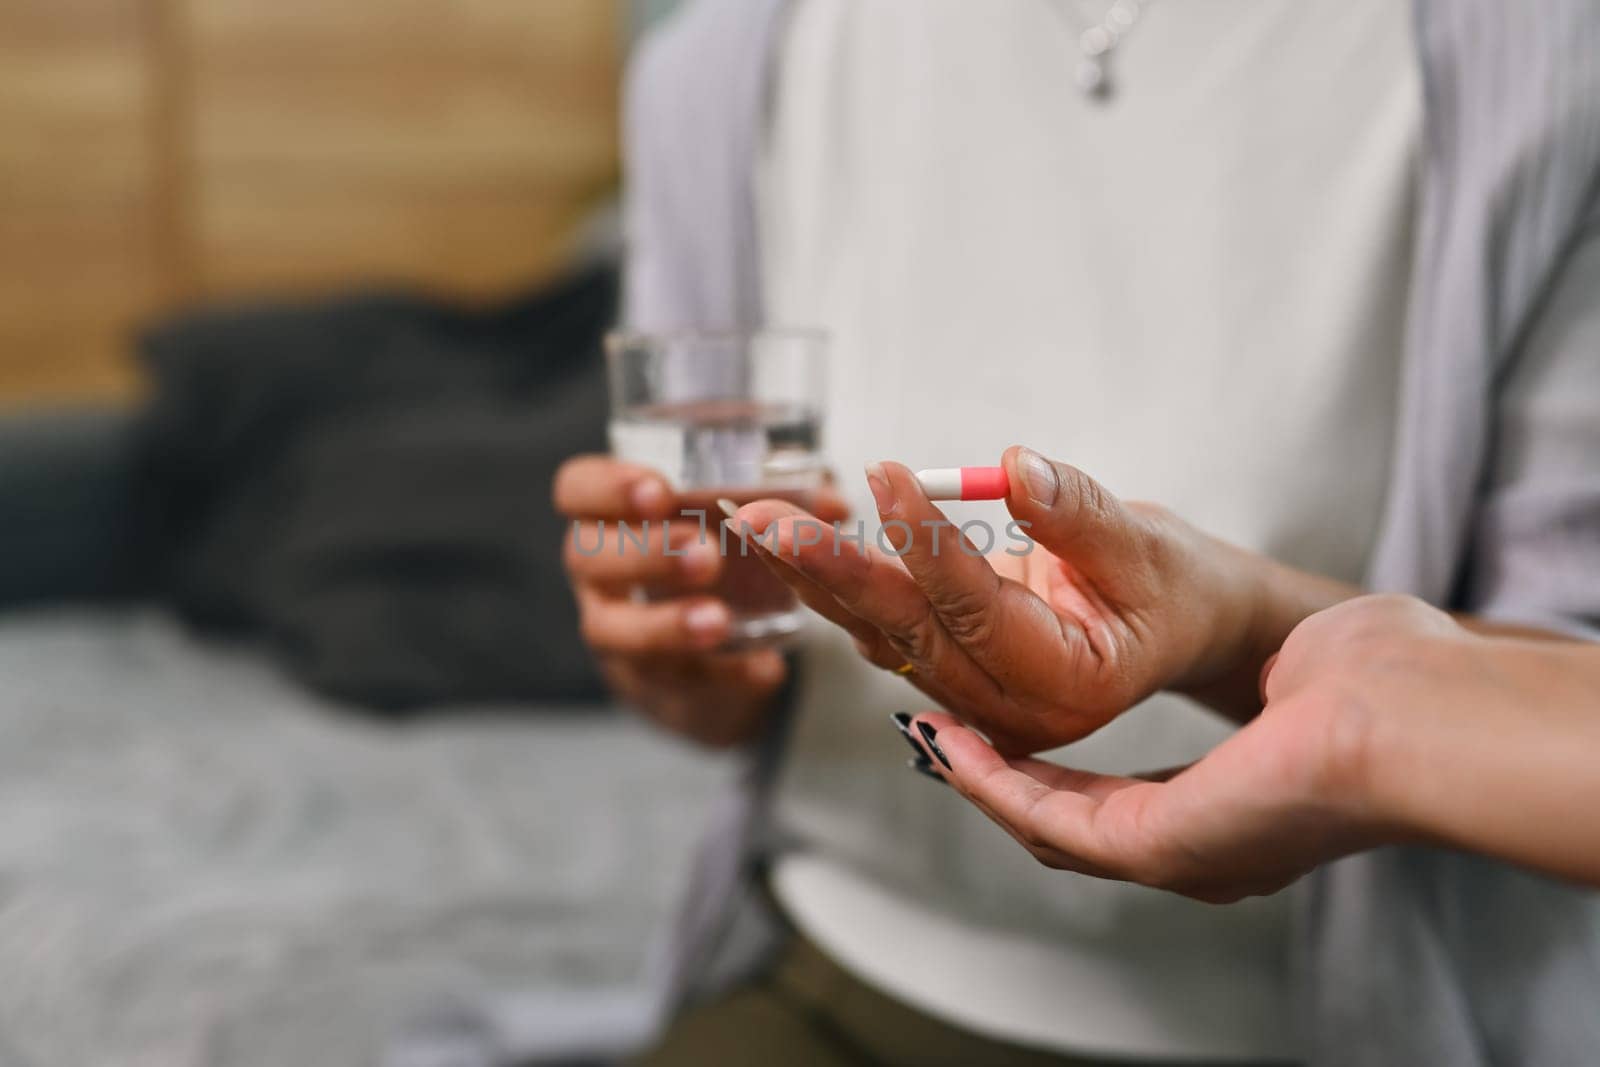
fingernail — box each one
[632,478,670,515]
[907,756,948,785]
[916,721,953,771]
[889,712,924,758]
[684,601,729,641]
[864,463,897,515]
[678,539,719,582]
[1017,449,1059,507]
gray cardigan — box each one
[623,2,1600,1063]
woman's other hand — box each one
[904,595,1464,902]
[913,594,1600,899]
[556,453,845,746]
[731,447,1277,754]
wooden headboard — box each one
[0,0,621,405]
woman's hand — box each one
[905,595,1462,902]
[732,447,1288,754]
[910,594,1600,899]
[555,454,845,747]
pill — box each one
[913,466,1009,501]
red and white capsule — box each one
[913,466,1010,501]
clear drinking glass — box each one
[605,329,827,646]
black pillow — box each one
[135,264,615,710]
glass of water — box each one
[605,329,827,647]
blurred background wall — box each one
[0,0,623,407]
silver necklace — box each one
[1050,0,1155,101]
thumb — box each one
[1002,446,1146,575]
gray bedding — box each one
[0,609,730,1066]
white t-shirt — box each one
[757,0,1421,1059]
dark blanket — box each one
[135,264,613,710]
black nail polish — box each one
[916,721,953,771]
[889,712,924,758]
[906,757,947,785]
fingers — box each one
[1127,763,1193,784]
[719,504,902,666]
[1001,755,1168,799]
[735,499,1006,707]
[913,711,1157,879]
[798,485,853,525]
[575,585,732,654]
[1000,446,1148,580]
[907,713,1298,903]
[734,498,925,628]
[602,649,787,748]
[864,462,1007,648]
[903,713,1114,877]
[1257,651,1282,704]
[603,647,749,695]
[858,464,1094,724]
[565,519,721,592]
[737,498,949,655]
[606,646,787,696]
[553,454,675,520]
[553,454,849,521]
